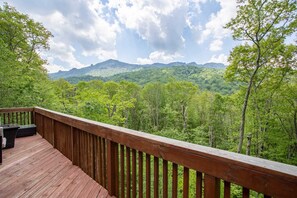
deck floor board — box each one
[0,135,112,198]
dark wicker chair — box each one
[0,136,2,164]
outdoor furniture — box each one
[0,127,3,164]
[17,124,36,138]
[1,124,19,149]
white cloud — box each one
[209,53,228,65]
[5,0,119,70]
[47,40,84,69]
[110,0,190,52]
[137,51,183,64]
[209,39,223,51]
[43,57,66,73]
[198,0,237,48]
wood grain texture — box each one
[34,107,297,197]
[0,135,111,198]
[3,107,297,197]
[204,174,220,198]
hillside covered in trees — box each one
[63,66,239,95]
[0,0,297,170]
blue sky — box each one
[1,0,239,73]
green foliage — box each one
[0,3,55,108]
[64,66,239,95]
[225,0,297,153]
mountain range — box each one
[49,59,225,79]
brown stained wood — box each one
[72,128,80,166]
[54,121,72,160]
[20,112,23,125]
[264,195,272,198]
[172,163,178,198]
[35,113,44,136]
[183,167,189,198]
[132,149,137,198]
[28,107,297,197]
[34,107,297,197]
[97,137,103,185]
[87,133,93,177]
[3,113,6,124]
[16,112,19,124]
[126,147,131,198]
[0,135,111,198]
[120,145,125,198]
[243,187,249,198]
[102,138,107,188]
[31,111,34,124]
[0,107,33,113]
[139,151,143,198]
[7,112,10,124]
[224,181,231,198]
[204,174,220,198]
[107,140,118,196]
[146,154,151,198]
[115,141,119,197]
[196,172,202,198]
[163,160,168,198]
[154,156,159,198]
[43,117,54,145]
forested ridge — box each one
[0,0,297,171]
[64,66,239,95]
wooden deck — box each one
[0,135,112,198]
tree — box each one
[0,3,53,107]
[225,0,297,153]
[166,81,198,132]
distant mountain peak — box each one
[49,60,225,79]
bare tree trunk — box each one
[237,45,261,153]
[246,134,252,155]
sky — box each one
[1,0,240,73]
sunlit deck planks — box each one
[0,135,112,198]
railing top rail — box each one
[0,107,34,113]
[34,106,297,196]
[33,107,297,174]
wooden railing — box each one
[0,107,34,125]
[2,107,297,197]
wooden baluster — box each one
[104,139,107,188]
[19,112,22,125]
[27,111,30,124]
[23,112,26,125]
[163,160,168,198]
[154,157,159,198]
[107,140,118,196]
[224,181,231,198]
[196,172,202,198]
[8,113,10,124]
[132,149,137,198]
[204,174,220,198]
[15,112,19,124]
[30,111,34,124]
[120,145,125,198]
[138,151,143,198]
[243,187,249,198]
[72,128,80,166]
[97,137,102,184]
[126,147,131,198]
[4,113,6,124]
[172,163,178,198]
[183,167,189,198]
[146,154,151,198]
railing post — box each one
[204,174,220,198]
[107,139,118,196]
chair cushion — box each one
[2,137,6,148]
